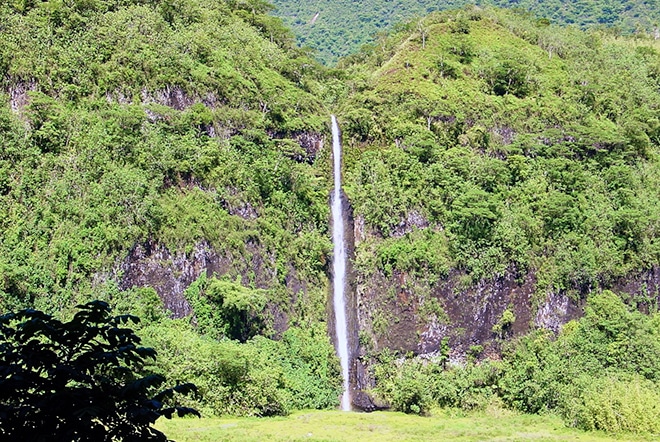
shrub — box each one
[566,376,660,434]
[387,362,434,415]
[372,351,433,415]
[433,362,499,411]
[498,330,566,413]
[184,274,269,342]
[141,320,341,417]
[477,48,536,98]
[492,308,516,338]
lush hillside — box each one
[335,8,660,358]
[271,0,660,64]
[0,0,331,312]
[3,0,660,434]
[0,0,343,417]
[334,9,660,430]
[341,7,660,289]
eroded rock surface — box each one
[356,264,660,362]
[119,238,299,337]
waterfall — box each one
[331,115,351,411]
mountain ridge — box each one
[271,0,660,64]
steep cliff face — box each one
[355,266,576,361]
[119,212,660,362]
[350,209,660,364]
[119,238,311,336]
[613,266,660,310]
[8,80,36,114]
[354,260,660,362]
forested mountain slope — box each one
[3,0,660,425]
[336,7,660,357]
[332,10,660,426]
[0,0,347,416]
[271,0,660,63]
[0,0,332,313]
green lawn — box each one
[155,409,653,441]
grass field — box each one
[155,408,654,441]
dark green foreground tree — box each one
[0,301,199,441]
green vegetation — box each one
[0,0,342,424]
[3,0,660,437]
[0,301,198,441]
[141,319,341,417]
[340,8,660,295]
[271,0,660,64]
[184,274,270,341]
[0,0,330,313]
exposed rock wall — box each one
[119,239,302,336]
[354,267,542,360]
[120,240,227,317]
[355,263,660,362]
[613,265,660,311]
[8,80,36,113]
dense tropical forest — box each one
[2,0,660,438]
[271,0,660,63]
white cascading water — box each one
[331,115,351,411]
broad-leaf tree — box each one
[0,300,199,441]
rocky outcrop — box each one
[390,210,430,238]
[355,263,660,362]
[535,291,577,333]
[119,240,225,317]
[270,130,325,164]
[7,79,36,113]
[294,132,324,164]
[612,265,660,312]
[220,187,260,220]
[140,86,221,111]
[119,238,301,336]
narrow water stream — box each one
[331,115,351,411]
